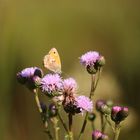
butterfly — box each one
[43,48,61,74]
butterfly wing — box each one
[43,48,61,74]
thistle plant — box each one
[17,50,129,140]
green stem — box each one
[64,135,69,140]
[78,113,88,139]
[102,118,107,133]
[34,89,42,113]
[100,114,107,133]
[52,117,59,140]
[44,129,54,140]
[68,114,73,140]
[77,70,101,140]
[91,121,95,130]
[105,115,115,132]
[33,90,54,139]
[89,68,101,98]
[58,112,69,134]
[89,74,96,98]
[100,113,104,132]
[113,123,121,140]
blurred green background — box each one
[0,0,140,139]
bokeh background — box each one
[0,0,140,140]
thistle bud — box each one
[16,72,27,84]
[33,76,41,87]
[92,130,102,140]
[92,130,108,140]
[87,65,98,74]
[40,102,47,123]
[40,102,47,114]
[97,56,105,67]
[34,68,43,78]
[111,106,129,124]
[106,100,113,108]
[100,104,111,115]
[101,134,109,140]
[120,107,129,118]
[48,103,58,117]
[96,100,106,112]
[16,67,43,90]
[88,113,96,121]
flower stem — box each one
[113,123,121,140]
[58,112,69,134]
[68,114,73,140]
[44,129,54,140]
[64,135,69,140]
[105,115,115,132]
[77,70,101,140]
[90,68,101,98]
[102,118,107,133]
[77,113,88,140]
[89,74,96,98]
[100,113,104,132]
[33,89,54,139]
[34,89,42,113]
[91,121,95,130]
[52,117,59,140]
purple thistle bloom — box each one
[111,106,129,124]
[17,67,43,90]
[20,67,37,77]
[40,74,63,97]
[112,106,122,113]
[80,51,100,67]
[75,95,93,113]
[18,67,43,78]
[80,51,105,74]
[62,78,93,115]
[63,78,77,95]
[92,130,108,140]
[62,78,80,115]
[101,134,109,140]
[92,130,102,139]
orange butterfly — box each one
[43,48,61,74]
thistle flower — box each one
[92,130,102,140]
[16,67,43,90]
[40,74,63,97]
[62,78,79,115]
[62,78,93,115]
[80,51,100,66]
[92,130,109,140]
[111,106,129,124]
[80,51,105,74]
[75,95,93,113]
[63,78,77,96]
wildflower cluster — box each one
[17,49,129,140]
